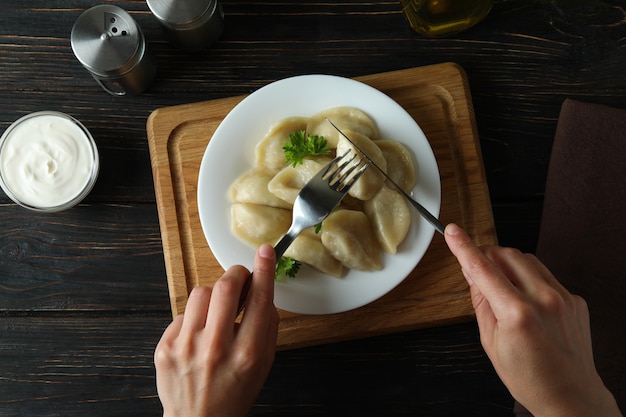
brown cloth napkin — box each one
[515,99,626,415]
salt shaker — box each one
[146,0,224,52]
[71,5,157,96]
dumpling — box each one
[364,185,411,254]
[337,193,364,212]
[377,140,417,193]
[255,116,308,172]
[284,230,344,278]
[267,156,333,204]
[321,210,382,271]
[230,203,291,247]
[336,131,386,201]
[228,168,292,209]
[306,107,379,148]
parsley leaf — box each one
[283,130,331,167]
[275,256,301,280]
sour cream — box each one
[0,111,99,212]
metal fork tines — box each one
[274,150,369,258]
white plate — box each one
[197,74,441,315]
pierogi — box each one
[306,107,380,147]
[230,203,291,247]
[336,131,386,201]
[321,209,383,271]
[267,157,333,205]
[227,106,418,278]
[255,116,309,172]
[376,140,417,193]
[228,168,291,209]
[284,229,344,278]
[364,185,411,254]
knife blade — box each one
[326,118,445,235]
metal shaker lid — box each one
[146,0,216,29]
[71,5,143,76]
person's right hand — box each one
[444,223,622,417]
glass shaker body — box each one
[400,0,493,37]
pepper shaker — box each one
[146,0,224,52]
[71,5,157,96]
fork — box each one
[237,150,369,314]
[273,150,369,258]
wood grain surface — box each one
[2,0,625,415]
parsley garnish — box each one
[283,130,331,167]
[275,256,301,280]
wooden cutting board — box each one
[146,63,497,350]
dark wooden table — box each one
[1,1,625,416]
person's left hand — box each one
[154,244,280,417]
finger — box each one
[483,247,551,296]
[239,245,279,367]
[154,314,184,366]
[525,254,572,298]
[445,223,518,316]
[180,286,212,334]
[485,248,576,311]
[466,281,498,349]
[239,245,278,340]
[160,314,185,342]
[523,254,584,318]
[205,265,250,339]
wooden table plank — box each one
[0,316,512,417]
[0,315,166,417]
[0,204,169,312]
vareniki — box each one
[227,106,417,277]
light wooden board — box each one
[146,63,497,350]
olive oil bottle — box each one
[400,0,493,37]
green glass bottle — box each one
[400,0,493,37]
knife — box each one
[326,118,445,235]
